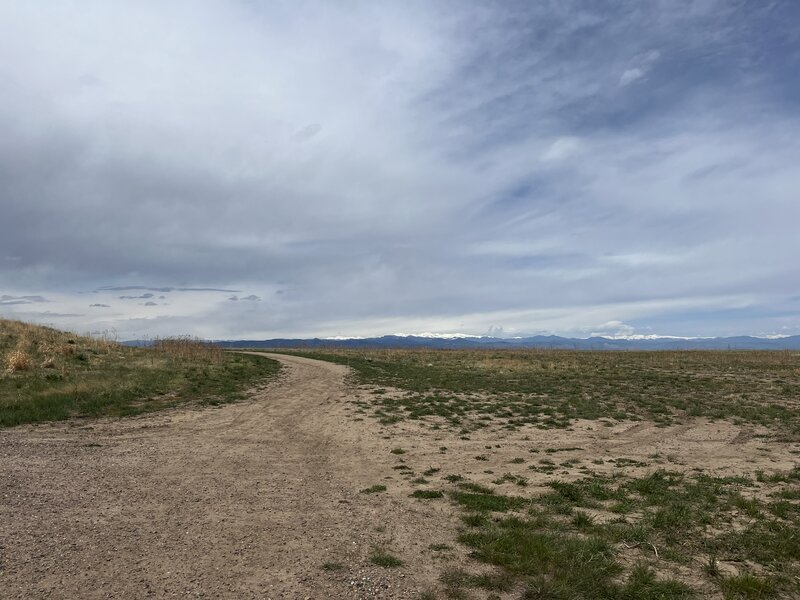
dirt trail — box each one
[0,353,450,599]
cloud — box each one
[486,325,504,336]
[228,295,261,302]
[619,67,645,86]
[292,123,322,142]
[541,137,582,161]
[10,311,84,318]
[1,294,48,305]
[620,49,661,86]
[119,293,154,300]
[99,286,240,293]
[89,303,110,307]
[589,320,636,338]
[1,2,798,339]
[143,301,158,306]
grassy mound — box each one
[0,319,280,427]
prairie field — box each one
[290,348,800,434]
[285,348,800,599]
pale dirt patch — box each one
[368,407,797,488]
[344,376,800,599]
[1,353,797,599]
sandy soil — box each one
[1,353,797,599]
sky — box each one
[1,1,799,340]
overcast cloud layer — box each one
[1,1,799,340]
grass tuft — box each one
[450,490,526,512]
[360,484,387,494]
[370,548,403,568]
[720,573,777,599]
[5,349,32,372]
[411,489,444,499]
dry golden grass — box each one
[1,320,227,379]
[0,318,120,378]
[152,336,224,362]
[5,349,32,372]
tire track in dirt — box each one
[0,353,447,599]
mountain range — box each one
[203,334,800,351]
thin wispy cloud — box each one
[1,295,48,305]
[119,293,155,300]
[97,286,241,293]
[619,50,661,86]
[1,1,798,339]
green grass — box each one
[284,348,800,435]
[435,466,800,598]
[462,513,489,527]
[411,489,444,499]
[492,472,528,487]
[720,574,778,599]
[369,548,403,568]
[1,320,281,427]
[449,490,527,512]
[457,481,495,494]
[360,484,387,494]
[458,516,695,599]
[440,567,514,592]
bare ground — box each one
[1,353,797,599]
